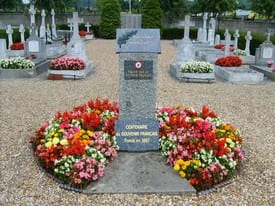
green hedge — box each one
[162,28,275,55]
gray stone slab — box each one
[170,63,216,83]
[116,29,161,53]
[0,60,50,79]
[250,65,275,81]
[84,152,196,194]
[215,65,264,83]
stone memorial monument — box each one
[120,13,142,28]
[207,18,215,46]
[233,29,240,50]
[224,29,231,56]
[51,9,57,38]
[202,13,208,43]
[115,29,161,151]
[245,31,252,56]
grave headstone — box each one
[25,24,46,61]
[197,27,203,42]
[40,9,46,39]
[46,24,52,42]
[0,39,7,59]
[115,29,160,151]
[224,30,231,56]
[67,12,87,62]
[255,33,275,66]
[120,13,142,28]
[29,4,36,34]
[6,25,13,50]
[19,24,25,43]
[202,13,208,43]
[233,29,240,50]
[215,34,221,45]
[245,31,252,56]
[51,9,57,38]
[207,18,215,46]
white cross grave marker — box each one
[71,12,83,40]
[6,25,13,49]
[245,31,252,56]
[51,9,57,38]
[224,30,231,56]
[233,29,240,50]
[67,18,73,32]
[183,15,191,42]
[19,24,25,43]
[40,9,46,39]
[85,22,91,33]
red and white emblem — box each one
[134,61,143,70]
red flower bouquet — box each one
[50,57,86,70]
[215,56,242,67]
[79,30,87,37]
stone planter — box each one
[249,65,275,81]
[47,61,93,80]
[215,65,264,83]
[170,63,215,83]
[7,50,25,58]
[0,59,50,79]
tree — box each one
[99,0,121,39]
[191,0,238,17]
[160,0,189,18]
[142,0,163,29]
[249,0,275,19]
[30,0,77,12]
[0,0,22,11]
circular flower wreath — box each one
[30,99,244,191]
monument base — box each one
[84,152,196,194]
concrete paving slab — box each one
[84,152,196,194]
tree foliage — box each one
[191,0,238,17]
[30,0,77,12]
[142,0,163,29]
[249,0,275,19]
[160,0,189,19]
[99,0,121,39]
[0,0,24,11]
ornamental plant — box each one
[30,99,119,188]
[31,99,244,191]
[157,105,244,191]
[10,42,24,50]
[0,57,34,69]
[79,31,87,37]
[215,56,242,67]
[49,57,86,71]
[180,61,214,73]
[233,49,247,56]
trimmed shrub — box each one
[99,0,121,39]
[142,0,163,30]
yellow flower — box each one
[52,137,59,145]
[173,164,180,172]
[179,171,186,178]
[177,159,184,165]
[60,139,68,146]
[87,130,94,136]
[226,138,233,144]
[181,164,187,170]
[45,141,52,148]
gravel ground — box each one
[0,39,274,205]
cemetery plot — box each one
[215,65,264,83]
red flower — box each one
[79,30,87,37]
[215,56,242,67]
[10,42,24,50]
[82,112,101,131]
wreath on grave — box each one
[30,99,244,192]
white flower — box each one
[181,61,214,73]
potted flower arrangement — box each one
[8,42,25,57]
[233,49,246,56]
[0,57,34,69]
[157,105,244,191]
[79,30,87,37]
[178,60,215,83]
[31,99,245,192]
[48,56,90,79]
[215,44,234,52]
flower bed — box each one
[233,49,246,56]
[50,57,86,71]
[10,42,24,50]
[215,56,242,67]
[157,105,244,191]
[0,57,34,69]
[31,99,244,192]
[181,61,214,73]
